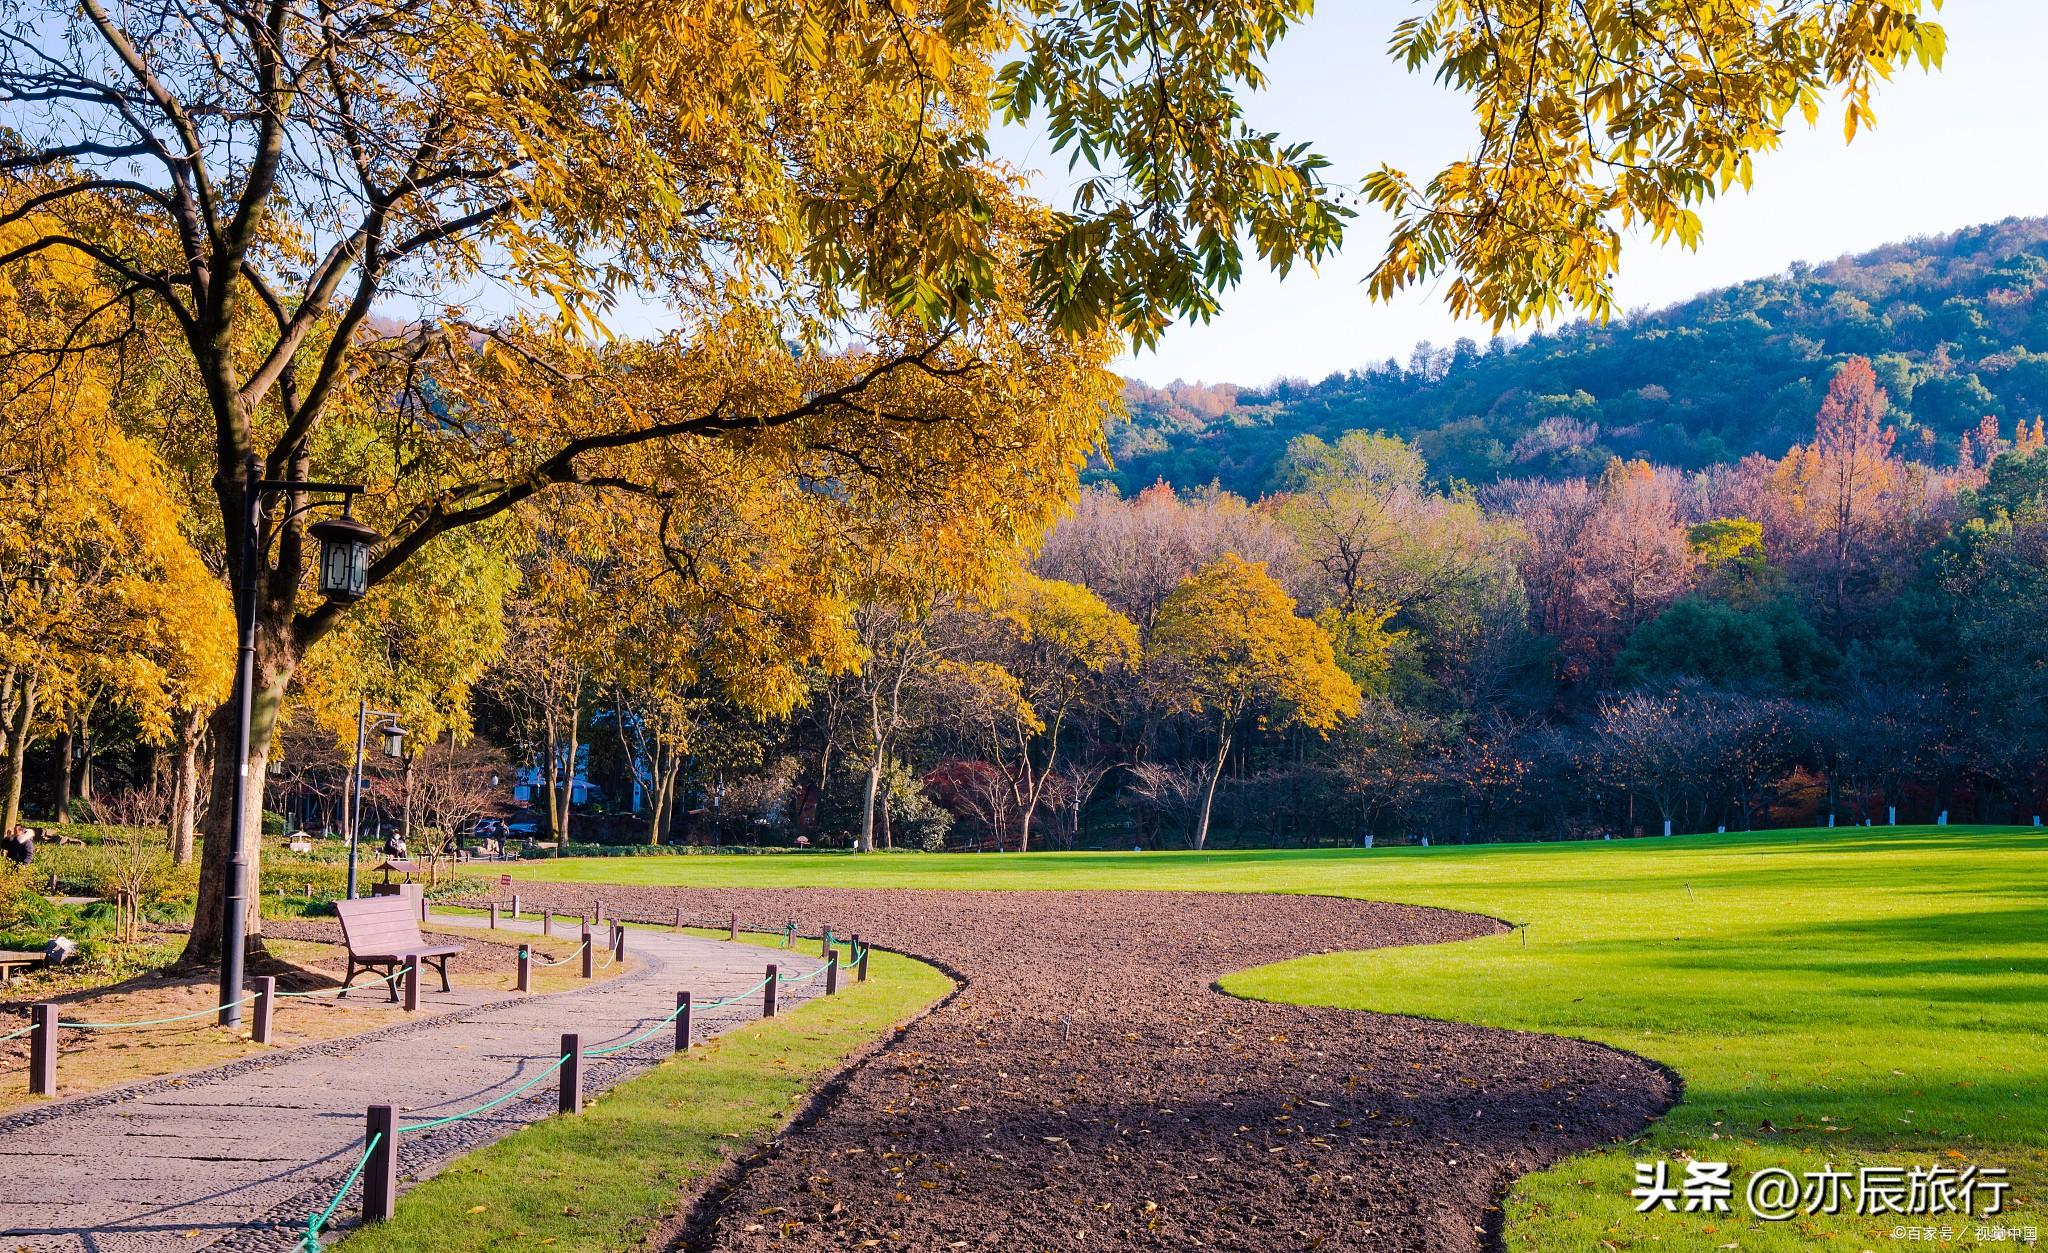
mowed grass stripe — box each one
[501,825,2048,1251]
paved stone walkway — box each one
[0,913,828,1252]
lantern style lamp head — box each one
[309,508,380,603]
[380,723,408,760]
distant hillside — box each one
[1105,216,2048,495]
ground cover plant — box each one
[338,941,950,1252]
[498,824,2048,1250]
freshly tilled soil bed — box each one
[500,884,1674,1252]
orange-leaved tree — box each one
[1144,556,1359,850]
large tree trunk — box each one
[168,707,204,864]
[74,715,93,807]
[1191,733,1230,852]
[179,630,295,967]
[857,741,883,854]
[52,724,73,821]
[1,673,35,836]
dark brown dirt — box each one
[498,885,1674,1253]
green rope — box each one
[587,1002,687,1056]
[302,1130,381,1252]
[777,963,828,986]
[273,969,406,998]
[0,1024,30,1042]
[401,1052,572,1132]
[60,993,258,1029]
[530,940,588,968]
[707,973,774,1007]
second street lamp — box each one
[217,454,381,1027]
[345,700,407,900]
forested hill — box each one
[1107,216,2048,496]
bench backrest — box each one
[335,894,426,956]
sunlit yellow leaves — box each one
[1145,555,1360,737]
[0,218,231,748]
[1370,0,1946,330]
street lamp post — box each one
[218,453,380,1027]
[344,699,406,900]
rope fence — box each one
[528,939,588,968]
[8,897,878,1249]
[302,1131,381,1253]
[400,1052,573,1132]
[58,993,258,1030]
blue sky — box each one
[1026,2,2048,387]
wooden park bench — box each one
[0,949,41,986]
[334,896,464,1002]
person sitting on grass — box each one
[1,825,32,866]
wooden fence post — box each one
[673,906,684,932]
[363,1104,397,1222]
[489,902,499,929]
[581,923,594,979]
[592,899,604,924]
[826,953,839,996]
[542,910,553,937]
[763,965,778,1017]
[29,1003,54,1096]
[517,945,532,993]
[858,943,870,984]
[512,893,521,919]
[402,956,421,1012]
[419,893,430,923]
[820,930,832,959]
[727,912,737,941]
[675,991,692,1052]
[612,924,626,963]
[560,1033,583,1114]
[252,976,275,1045]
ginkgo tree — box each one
[1144,555,1360,851]
[0,0,1946,960]
[0,238,232,839]
[936,572,1139,852]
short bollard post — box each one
[489,902,499,929]
[29,1003,55,1096]
[419,893,430,922]
[517,945,532,993]
[727,912,738,941]
[402,955,421,1011]
[826,953,839,996]
[613,924,626,964]
[783,921,794,948]
[675,991,693,1053]
[512,893,521,920]
[820,930,832,959]
[363,1104,397,1222]
[858,942,870,984]
[593,899,604,924]
[559,1033,583,1113]
[763,964,779,1017]
[581,924,594,979]
[673,906,684,932]
[252,976,276,1045]
[542,911,553,937]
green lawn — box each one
[501,826,2048,1250]
[339,941,952,1251]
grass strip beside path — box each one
[339,943,951,1251]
